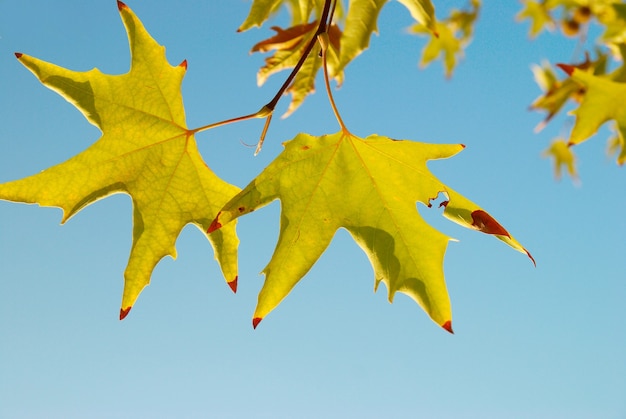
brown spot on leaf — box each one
[238,206,246,213]
[301,145,311,150]
[207,214,222,233]
[471,210,510,237]
[119,306,132,320]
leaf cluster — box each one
[520,0,626,179]
[240,0,481,113]
[1,0,538,332]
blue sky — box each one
[1,1,624,418]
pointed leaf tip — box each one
[179,59,188,70]
[526,250,536,267]
[119,306,132,320]
[228,276,238,293]
[442,321,454,334]
[117,1,127,11]
[14,52,23,59]
[557,64,575,76]
[252,317,262,329]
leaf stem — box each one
[320,1,350,135]
[264,0,333,111]
[188,107,270,136]
[191,0,334,153]
[251,0,334,153]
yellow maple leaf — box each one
[543,138,578,181]
[209,131,533,332]
[410,0,480,77]
[0,1,240,318]
[559,63,626,167]
[517,0,555,38]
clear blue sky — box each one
[1,1,624,418]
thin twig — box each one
[189,111,262,135]
[191,0,334,154]
[252,0,334,154]
[264,0,333,111]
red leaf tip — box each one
[117,1,127,11]
[14,52,23,59]
[252,317,262,329]
[557,63,575,76]
[228,276,238,293]
[442,320,454,334]
[179,59,188,70]
[119,306,132,320]
[526,250,537,267]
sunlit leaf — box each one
[210,131,533,331]
[543,138,578,180]
[0,2,240,318]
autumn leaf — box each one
[543,138,578,181]
[241,0,437,114]
[209,131,533,331]
[335,0,387,74]
[240,0,341,116]
[250,21,343,117]
[413,21,461,77]
[598,2,626,49]
[517,0,555,38]
[558,63,626,166]
[530,55,607,132]
[530,61,585,132]
[238,0,336,32]
[410,0,480,77]
[238,0,285,32]
[0,1,240,318]
[396,0,437,34]
[251,22,319,54]
[517,0,606,39]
